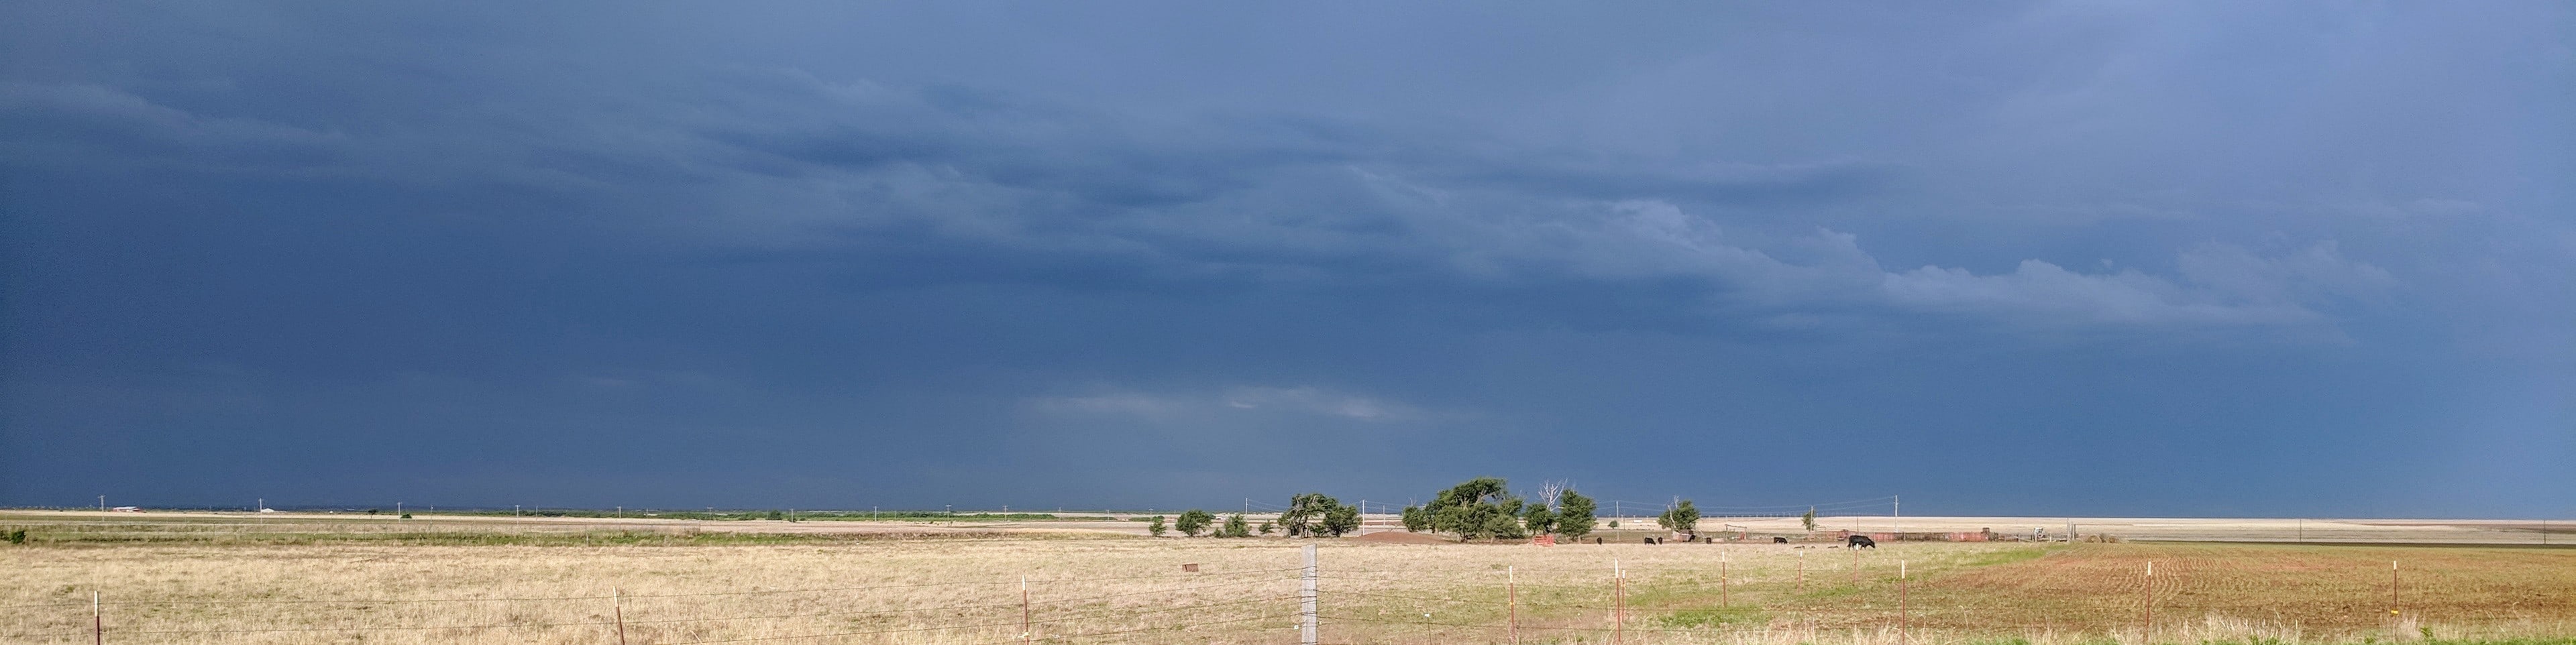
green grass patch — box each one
[1952,545,2055,569]
[1653,605,1764,628]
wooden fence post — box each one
[1301,544,1318,645]
[93,591,101,645]
[1022,575,1033,645]
[1507,565,1518,645]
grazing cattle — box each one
[1847,535,1878,548]
[1772,536,1788,544]
[1644,537,1660,544]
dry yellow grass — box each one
[3,516,2572,645]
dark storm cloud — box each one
[3,2,2569,516]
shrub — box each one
[1801,507,1817,532]
[1148,516,1168,536]
[1177,510,1214,537]
[400,514,413,520]
[1400,506,1430,532]
[5,529,25,544]
[1220,514,1250,538]
[1258,520,1276,535]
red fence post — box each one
[614,589,627,645]
[1613,560,1625,644]
[2142,561,2154,642]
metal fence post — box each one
[614,589,627,645]
[1613,559,1625,644]
[2142,561,2154,641]
[1301,544,1318,645]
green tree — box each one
[1521,501,1557,536]
[1425,477,1529,540]
[1148,516,1169,537]
[1400,505,1430,532]
[1220,513,1250,538]
[1321,502,1361,536]
[1801,507,1818,532]
[1656,499,1701,534]
[1277,493,1342,537]
[1177,510,1214,537]
[1258,520,1276,535]
[1555,489,1597,538]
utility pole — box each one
[1892,495,1900,536]
[99,495,105,513]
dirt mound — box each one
[1350,530,1451,544]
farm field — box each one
[4,514,2573,645]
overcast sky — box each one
[3,2,2569,517]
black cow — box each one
[1772,536,1788,544]
[1847,534,1878,548]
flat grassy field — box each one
[3,516,2571,645]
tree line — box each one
[1146,492,1362,538]
[1144,477,1701,542]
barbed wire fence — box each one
[11,540,2550,645]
